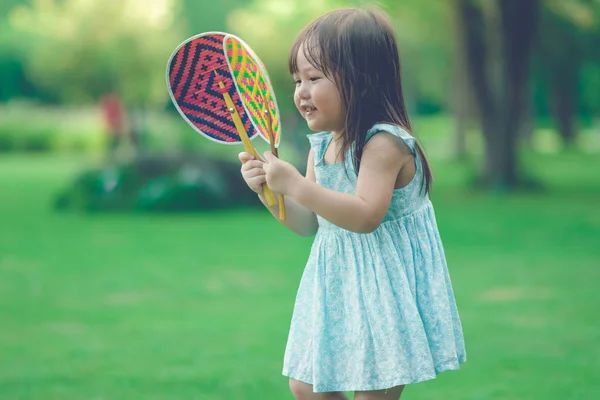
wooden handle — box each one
[218,80,277,206]
[264,105,286,220]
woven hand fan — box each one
[167,32,285,219]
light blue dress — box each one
[282,124,466,392]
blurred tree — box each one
[179,0,248,35]
[581,62,600,133]
[537,0,600,146]
[9,0,183,108]
[378,0,453,117]
[454,0,541,189]
[0,0,34,102]
[0,0,28,15]
[448,0,474,158]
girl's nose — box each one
[296,84,310,100]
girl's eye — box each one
[309,77,320,82]
[294,79,301,85]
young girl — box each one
[239,7,466,400]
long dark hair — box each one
[288,7,432,194]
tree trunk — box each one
[550,78,577,147]
[454,0,540,189]
[537,8,582,149]
[519,96,535,148]
[450,3,471,160]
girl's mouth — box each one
[304,106,317,116]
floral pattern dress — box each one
[282,124,467,392]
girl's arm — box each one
[264,133,413,233]
[257,150,318,237]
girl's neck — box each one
[332,130,344,141]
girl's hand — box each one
[262,151,303,195]
[238,152,266,194]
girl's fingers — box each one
[241,160,264,171]
[248,177,266,192]
[239,152,267,164]
[244,168,266,179]
[238,152,254,163]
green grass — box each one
[0,151,599,399]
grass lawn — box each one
[0,150,599,399]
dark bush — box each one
[54,154,262,212]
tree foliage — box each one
[8,0,184,107]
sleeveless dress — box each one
[282,123,467,392]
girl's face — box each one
[293,46,344,134]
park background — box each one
[0,0,599,399]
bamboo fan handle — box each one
[217,80,277,206]
[263,108,286,220]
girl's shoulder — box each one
[366,123,416,153]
